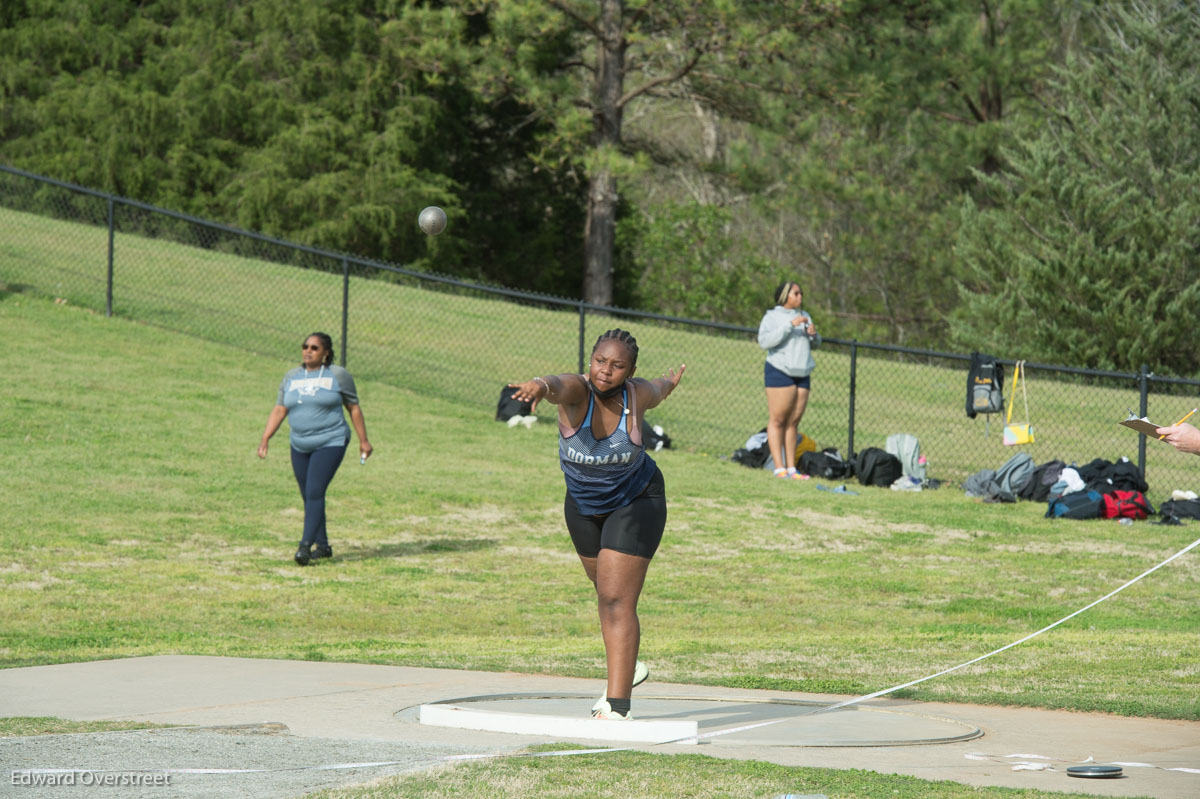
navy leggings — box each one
[290,441,348,546]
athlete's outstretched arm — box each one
[639,364,685,411]
[508,373,587,407]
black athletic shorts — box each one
[564,469,666,559]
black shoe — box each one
[309,544,333,562]
[294,543,311,566]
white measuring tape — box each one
[12,535,1200,778]
[814,532,1200,714]
[637,532,1200,748]
[965,752,1200,774]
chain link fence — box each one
[4,163,1199,494]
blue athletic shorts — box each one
[764,361,811,389]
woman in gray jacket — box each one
[757,281,820,478]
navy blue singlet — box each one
[558,386,658,515]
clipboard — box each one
[1120,407,1196,440]
[1119,414,1163,437]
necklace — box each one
[588,377,629,414]
[604,391,629,416]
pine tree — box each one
[951,0,1200,375]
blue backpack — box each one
[1045,490,1104,519]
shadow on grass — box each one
[0,282,36,301]
[330,538,498,562]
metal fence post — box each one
[577,302,586,374]
[848,340,858,458]
[341,257,349,368]
[1138,363,1149,476]
[106,197,115,317]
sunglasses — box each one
[302,344,322,351]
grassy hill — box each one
[5,203,1200,491]
[2,290,1197,723]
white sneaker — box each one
[519,415,538,428]
[592,660,649,712]
[633,659,649,688]
[591,700,631,720]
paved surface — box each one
[0,656,1197,798]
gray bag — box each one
[995,452,1035,497]
[964,453,1034,502]
[885,433,925,482]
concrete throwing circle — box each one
[400,693,982,747]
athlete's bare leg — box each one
[578,549,650,700]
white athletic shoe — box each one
[632,659,650,688]
[592,660,649,713]
[591,700,631,720]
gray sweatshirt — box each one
[757,306,821,377]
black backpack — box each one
[495,384,532,421]
[1046,490,1104,519]
[1157,498,1200,521]
[732,446,771,469]
[1108,459,1149,493]
[854,447,903,487]
[1077,457,1114,484]
[1017,459,1066,503]
[641,419,672,451]
[966,352,1004,418]
[800,448,848,479]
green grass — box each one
[1,248,1196,799]
[5,204,1200,488]
[2,291,1196,720]
[0,717,174,737]
[304,744,1137,799]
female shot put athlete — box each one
[508,329,684,720]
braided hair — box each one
[305,332,336,367]
[592,328,639,368]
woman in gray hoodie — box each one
[757,281,820,478]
